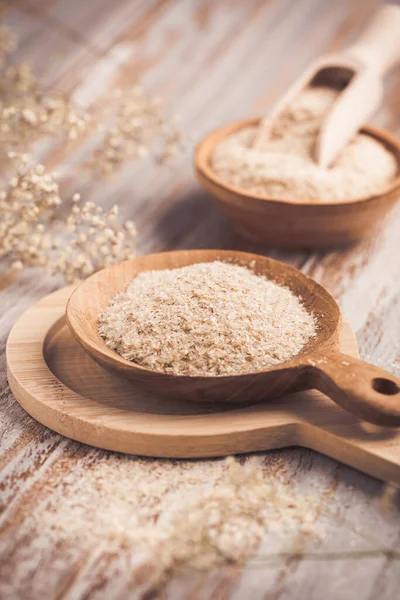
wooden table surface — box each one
[1,0,400,598]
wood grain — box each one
[1,0,400,599]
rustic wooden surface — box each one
[1,0,400,598]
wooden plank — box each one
[1,0,400,598]
[47,0,167,52]
[1,5,86,87]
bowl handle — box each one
[307,353,400,426]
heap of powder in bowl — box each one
[98,261,316,376]
[211,86,397,202]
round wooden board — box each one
[7,285,400,484]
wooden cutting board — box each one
[7,285,400,485]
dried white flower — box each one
[91,84,184,174]
[0,155,136,282]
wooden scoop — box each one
[253,4,400,167]
[66,250,400,427]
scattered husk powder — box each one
[24,454,322,579]
[98,261,316,376]
[211,86,397,201]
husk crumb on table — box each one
[27,455,321,577]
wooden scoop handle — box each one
[308,353,400,427]
[345,4,400,76]
[253,5,400,152]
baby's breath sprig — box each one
[0,21,188,281]
[0,24,184,173]
[59,195,136,282]
[0,67,89,149]
[0,25,89,152]
[91,85,184,175]
[1,154,136,282]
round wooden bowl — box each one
[194,120,400,248]
[66,250,400,426]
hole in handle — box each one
[372,378,400,396]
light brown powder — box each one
[211,86,397,201]
[98,261,316,376]
[31,455,320,576]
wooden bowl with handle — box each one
[194,120,400,248]
[66,250,400,426]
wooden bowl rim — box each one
[194,119,400,207]
[66,250,341,381]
